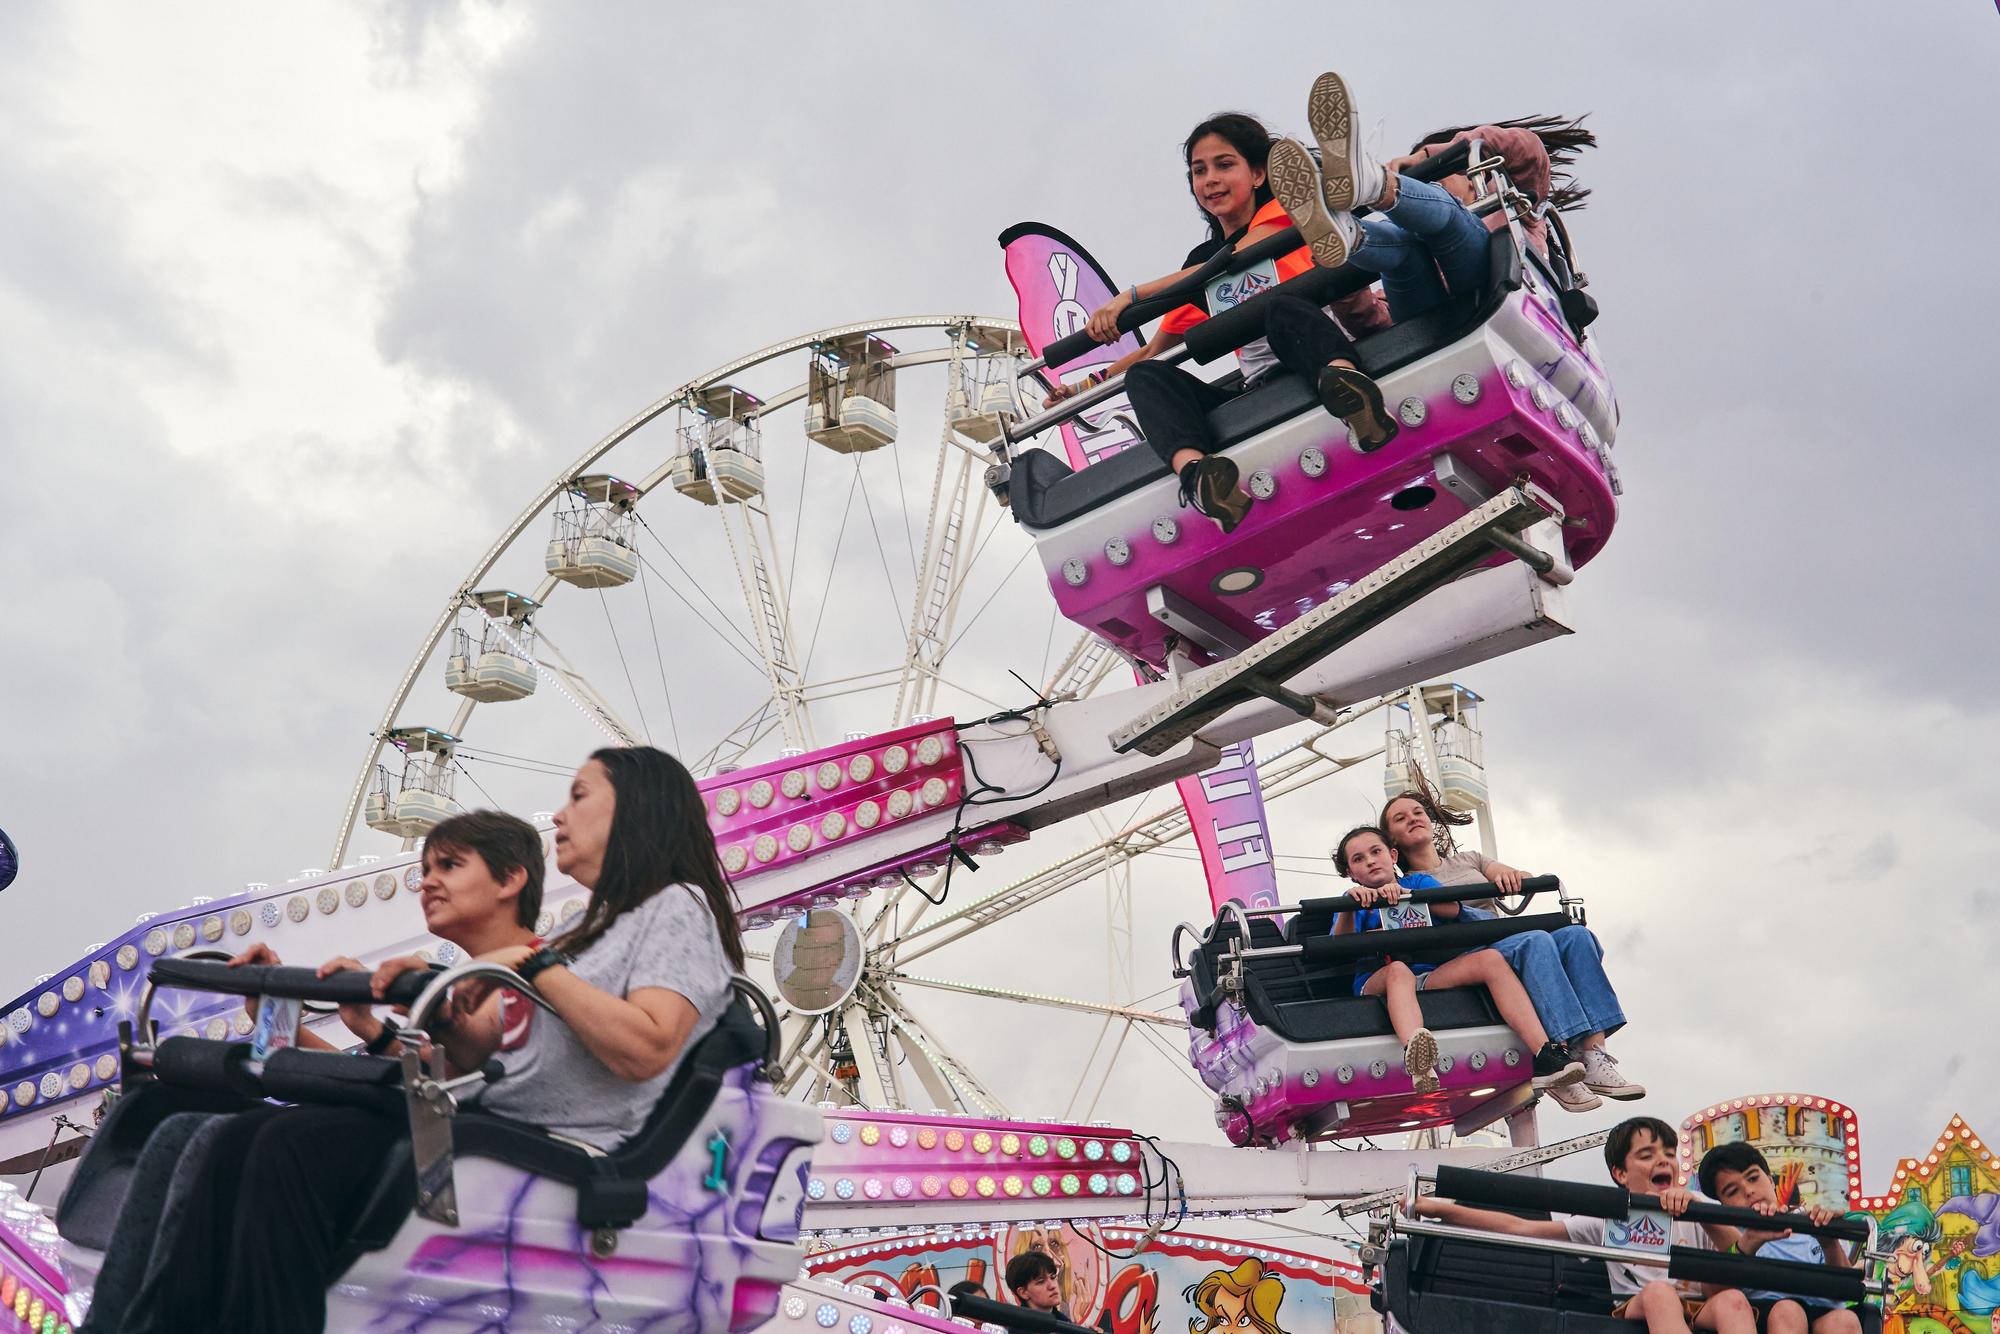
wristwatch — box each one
[517,945,574,985]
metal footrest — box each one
[1109,487,1556,757]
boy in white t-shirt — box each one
[1415,1117,1755,1333]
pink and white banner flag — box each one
[998,221,1145,469]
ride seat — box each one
[337,997,767,1266]
[1013,228,1521,532]
[1383,1231,1883,1334]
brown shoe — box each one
[1178,456,1252,533]
[1317,363,1399,452]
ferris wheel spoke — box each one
[630,517,770,666]
[531,623,642,745]
[870,985,1007,1118]
[883,971,1183,1027]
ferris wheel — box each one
[326,315,1429,1122]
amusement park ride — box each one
[0,140,1894,1332]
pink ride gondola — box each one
[995,138,1618,673]
[1175,877,1586,1145]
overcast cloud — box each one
[1,0,1994,1225]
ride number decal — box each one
[1206,256,1281,315]
[1378,901,1435,930]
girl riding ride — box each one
[1047,110,1398,534]
[1381,788,1645,1113]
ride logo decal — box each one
[1606,1208,1671,1257]
[1378,900,1435,930]
[1205,256,1279,314]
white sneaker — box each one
[1266,136,1361,269]
[1544,1079,1604,1114]
[1582,1046,1646,1100]
[1307,71,1387,212]
[1403,1028,1440,1094]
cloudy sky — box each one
[2,0,1995,1227]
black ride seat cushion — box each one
[57,1081,263,1252]
[1014,229,1520,532]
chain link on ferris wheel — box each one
[330,313,1413,1120]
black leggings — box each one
[122,1105,403,1334]
[1125,293,1359,470]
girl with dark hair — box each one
[106,748,742,1333]
[1046,110,1398,534]
[1379,788,1645,1111]
[1272,73,1594,320]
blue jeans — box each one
[1349,175,1493,322]
[1488,925,1626,1046]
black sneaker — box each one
[1317,363,1398,451]
[1531,1041,1587,1090]
[1177,456,1252,533]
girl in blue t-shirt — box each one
[1333,826,1585,1102]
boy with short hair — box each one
[1005,1249,1063,1314]
[1416,1116,1757,1333]
[1697,1141,1862,1334]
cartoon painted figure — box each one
[1184,1257,1288,1334]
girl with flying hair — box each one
[1378,780,1644,1113]
[1268,71,1596,324]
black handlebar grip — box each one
[148,958,435,1006]
[1668,1247,1865,1305]
[1298,913,1572,965]
[1435,1166,1631,1222]
[1296,876,1561,916]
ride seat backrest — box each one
[1415,1229,1564,1305]
[1283,908,1362,1000]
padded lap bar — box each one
[1669,1247,1865,1305]
[1435,1167,1872,1243]
[1298,877,1559,915]
[147,957,434,1006]
[1300,912,1573,966]
[153,1037,263,1098]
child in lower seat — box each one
[1332,826,1584,1100]
[1697,1142,1863,1334]
[1416,1117,1756,1334]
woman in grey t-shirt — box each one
[426,745,746,1149]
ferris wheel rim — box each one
[329,314,1027,870]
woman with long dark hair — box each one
[111,746,742,1333]
[1046,110,1398,534]
[444,744,744,1145]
